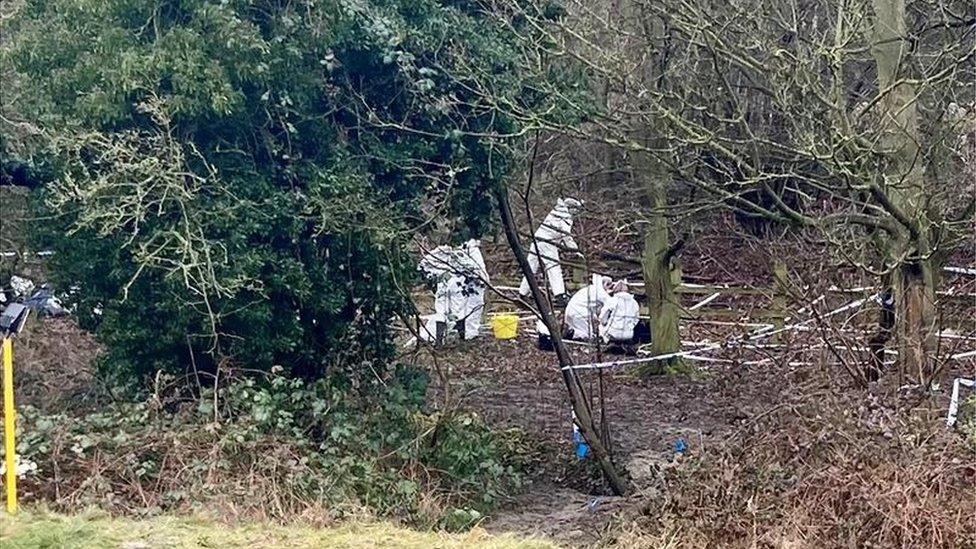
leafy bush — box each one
[3,0,575,525]
[10,368,526,525]
[5,0,574,384]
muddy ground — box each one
[422,334,795,545]
[416,318,975,546]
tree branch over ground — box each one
[493,183,629,496]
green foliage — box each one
[10,369,526,524]
[6,0,572,383]
[439,507,485,532]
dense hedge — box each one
[6,0,575,384]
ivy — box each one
[8,371,528,523]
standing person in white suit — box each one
[418,245,467,342]
[460,239,488,339]
[599,280,640,342]
[519,198,582,299]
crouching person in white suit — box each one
[564,274,613,341]
[599,281,640,343]
[536,274,612,350]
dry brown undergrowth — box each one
[624,374,975,549]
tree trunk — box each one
[621,0,682,374]
[639,189,682,374]
[494,186,629,496]
[894,258,937,383]
[633,117,681,372]
[870,0,937,380]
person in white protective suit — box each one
[459,239,488,340]
[425,275,467,342]
[519,198,582,299]
[418,246,468,342]
[599,280,640,342]
[563,274,613,340]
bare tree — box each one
[495,0,974,381]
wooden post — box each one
[435,320,446,347]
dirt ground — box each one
[17,310,974,547]
[419,331,775,545]
[417,317,975,546]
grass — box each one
[0,510,561,549]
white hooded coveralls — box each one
[519,198,580,297]
[564,275,611,340]
[419,246,468,342]
[428,276,467,339]
[599,291,640,342]
[460,239,488,339]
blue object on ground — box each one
[674,438,687,454]
[573,428,590,459]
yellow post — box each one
[3,337,15,513]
